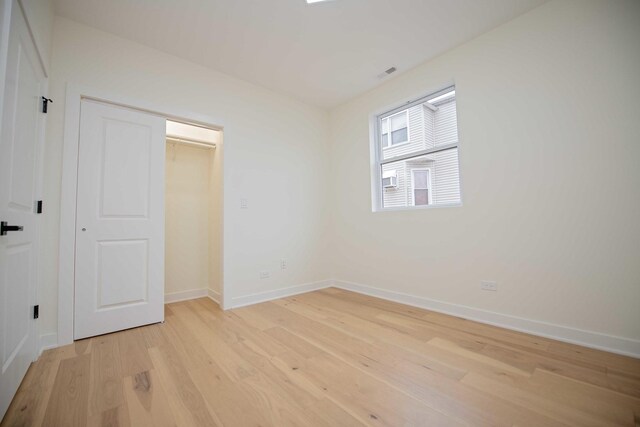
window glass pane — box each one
[381,133,389,147]
[381,118,388,134]
[381,147,460,208]
[390,113,407,131]
[391,128,407,145]
[414,189,429,206]
[413,170,429,188]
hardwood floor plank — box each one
[230,340,323,408]
[122,370,177,427]
[427,336,531,376]
[305,398,368,427]
[461,370,625,427]
[529,369,640,425]
[42,354,91,427]
[159,310,217,371]
[87,404,131,427]
[139,323,164,350]
[264,326,326,359]
[148,345,221,426]
[163,303,258,381]
[88,333,124,416]
[117,329,154,377]
[239,371,324,427]
[547,341,640,375]
[295,352,466,427]
[190,363,274,427]
[607,370,640,399]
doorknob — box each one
[1,221,24,236]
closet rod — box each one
[166,136,216,149]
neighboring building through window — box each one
[373,85,461,210]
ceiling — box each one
[53,0,546,108]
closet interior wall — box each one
[165,140,220,301]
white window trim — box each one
[410,168,433,206]
[370,83,463,212]
[381,110,409,150]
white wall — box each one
[40,17,331,336]
[165,143,213,297]
[329,0,640,347]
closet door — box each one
[74,100,165,339]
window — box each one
[380,111,408,149]
[411,169,431,205]
[372,85,461,210]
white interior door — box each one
[0,1,46,419]
[74,100,165,340]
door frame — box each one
[58,84,225,346]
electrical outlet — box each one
[240,198,248,209]
[481,280,498,291]
[259,270,270,279]
[280,259,287,270]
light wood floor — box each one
[2,288,640,426]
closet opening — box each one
[165,120,223,306]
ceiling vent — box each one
[376,67,397,79]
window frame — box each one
[410,168,432,206]
[370,84,463,212]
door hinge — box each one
[41,97,53,113]
[33,305,39,319]
[36,200,43,214]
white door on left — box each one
[0,1,46,420]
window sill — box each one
[373,202,462,213]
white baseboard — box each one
[230,280,332,309]
[39,333,58,356]
[332,279,640,358]
[165,288,208,303]
[208,288,221,305]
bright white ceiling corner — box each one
[52,0,547,108]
